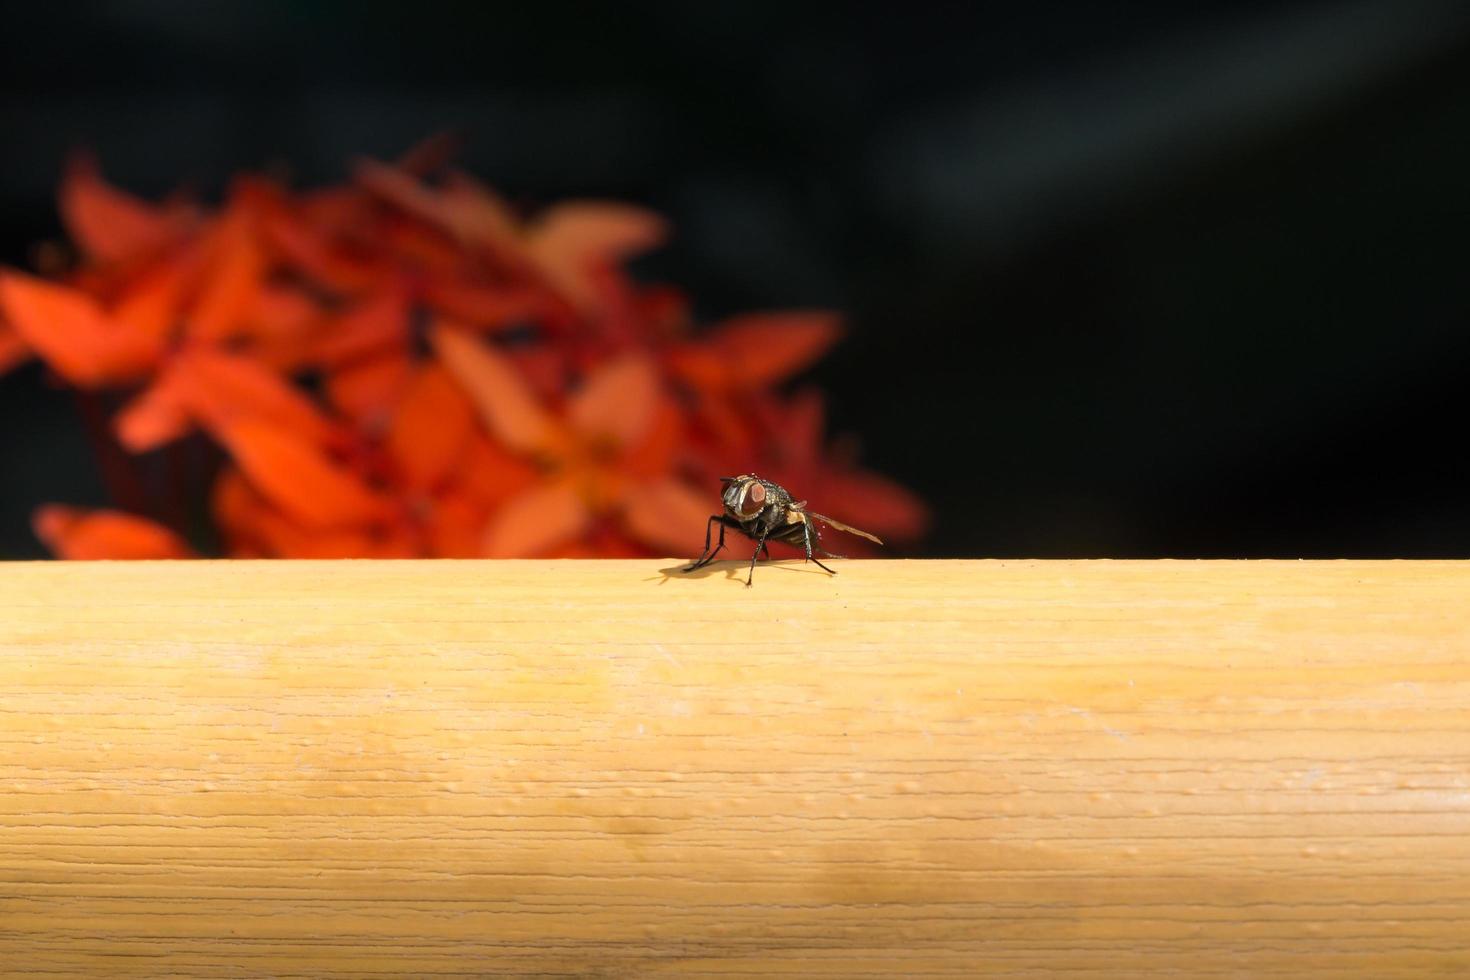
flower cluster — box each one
[0,142,926,559]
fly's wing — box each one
[807,511,884,545]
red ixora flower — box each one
[0,139,927,560]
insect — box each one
[682,474,883,585]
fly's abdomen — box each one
[770,523,807,547]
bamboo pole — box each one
[1,559,1468,977]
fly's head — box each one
[720,474,773,523]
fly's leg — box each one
[747,530,772,586]
[683,516,728,572]
[804,521,838,575]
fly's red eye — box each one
[748,483,765,505]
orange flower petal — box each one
[481,478,590,557]
[109,249,198,344]
[545,525,648,558]
[114,370,193,452]
[187,209,266,342]
[0,271,161,386]
[620,477,717,557]
[261,201,380,293]
[507,347,569,401]
[59,156,186,264]
[214,465,393,557]
[238,283,326,370]
[424,489,490,558]
[359,526,423,558]
[297,186,374,232]
[525,202,667,310]
[177,349,339,448]
[456,434,542,511]
[311,289,409,366]
[211,465,416,558]
[690,395,757,460]
[254,512,415,558]
[387,363,475,492]
[419,279,545,329]
[618,395,684,478]
[325,351,413,430]
[663,344,723,391]
[248,282,322,334]
[33,504,192,560]
[442,171,525,252]
[216,419,391,529]
[431,322,562,456]
[777,389,826,464]
[670,312,841,391]
[356,159,524,259]
[567,353,659,450]
[380,216,464,273]
[355,159,453,227]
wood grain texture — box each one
[1,559,1468,978]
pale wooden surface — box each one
[2,559,1469,978]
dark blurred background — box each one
[4,0,1470,558]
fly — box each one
[682,474,882,585]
